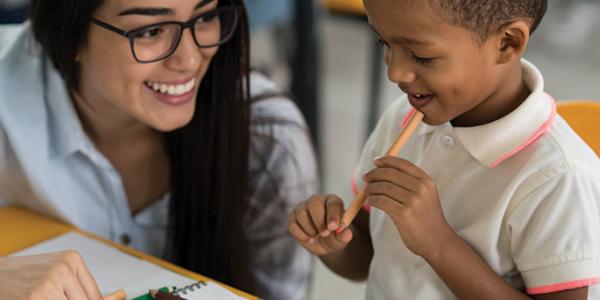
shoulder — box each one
[247,72,317,185]
[0,22,46,126]
[249,71,306,127]
[505,115,600,217]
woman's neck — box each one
[70,90,162,149]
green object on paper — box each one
[132,287,172,300]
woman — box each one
[0,0,317,299]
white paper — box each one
[11,232,196,297]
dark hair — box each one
[30,0,254,292]
[431,0,548,42]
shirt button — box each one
[440,135,455,149]
[119,234,131,245]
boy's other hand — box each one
[288,194,353,256]
[363,156,454,259]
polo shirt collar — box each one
[453,59,556,168]
[402,59,556,168]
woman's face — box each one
[77,0,221,131]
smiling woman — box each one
[0,0,317,299]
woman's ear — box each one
[496,20,530,64]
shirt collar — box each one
[401,59,556,168]
[44,56,88,158]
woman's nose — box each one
[164,29,202,72]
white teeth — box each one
[145,78,195,96]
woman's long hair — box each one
[30,0,253,290]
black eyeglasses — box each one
[91,5,240,63]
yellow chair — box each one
[557,100,600,156]
[326,0,365,15]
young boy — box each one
[288,0,600,299]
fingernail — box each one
[308,237,315,244]
[320,230,330,237]
[328,220,338,230]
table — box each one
[0,205,256,299]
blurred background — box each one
[2,0,599,298]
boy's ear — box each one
[495,20,530,64]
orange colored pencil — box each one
[340,110,424,228]
[103,289,127,300]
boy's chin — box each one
[421,114,448,126]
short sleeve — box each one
[508,166,600,294]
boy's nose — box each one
[386,51,417,84]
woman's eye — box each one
[197,11,218,24]
[410,53,434,65]
[135,26,164,39]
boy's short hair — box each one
[432,0,548,42]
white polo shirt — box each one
[351,60,600,299]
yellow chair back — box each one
[326,0,365,15]
[557,100,600,156]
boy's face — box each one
[364,0,505,126]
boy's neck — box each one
[452,61,530,127]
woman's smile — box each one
[143,77,197,106]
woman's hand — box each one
[363,156,454,259]
[0,251,103,300]
[288,194,353,256]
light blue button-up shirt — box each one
[0,22,169,256]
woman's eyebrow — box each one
[117,0,215,16]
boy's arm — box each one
[427,231,588,300]
[319,209,373,281]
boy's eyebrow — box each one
[369,24,433,46]
[118,0,214,16]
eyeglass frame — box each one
[90,4,241,63]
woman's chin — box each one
[148,113,195,132]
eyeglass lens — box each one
[132,7,237,62]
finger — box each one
[62,251,102,300]
[62,276,88,300]
[363,167,421,192]
[373,156,428,179]
[367,195,404,217]
[322,227,353,251]
[307,196,327,233]
[288,222,312,243]
[364,181,412,204]
[325,196,344,231]
[294,202,319,237]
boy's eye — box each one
[375,38,389,48]
[410,52,434,65]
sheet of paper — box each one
[11,232,196,297]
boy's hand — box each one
[288,194,353,256]
[363,156,454,259]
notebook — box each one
[172,281,246,300]
[11,232,245,299]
